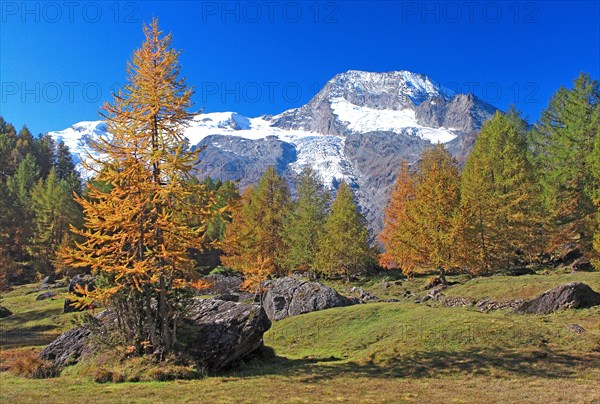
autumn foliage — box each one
[60,19,217,357]
[379,145,459,277]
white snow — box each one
[48,105,458,186]
[48,69,462,187]
[335,70,456,105]
[329,97,458,143]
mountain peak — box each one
[327,70,456,107]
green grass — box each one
[443,272,600,301]
[0,283,77,348]
[325,270,600,302]
[1,274,600,403]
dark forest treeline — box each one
[0,119,82,288]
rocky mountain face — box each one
[48,70,498,234]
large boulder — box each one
[518,282,600,314]
[39,327,92,367]
[262,277,354,321]
[63,274,96,313]
[40,299,270,373]
[182,298,271,372]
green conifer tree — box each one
[531,73,600,254]
[456,109,545,274]
[283,166,330,273]
[316,182,373,280]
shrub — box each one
[9,350,59,378]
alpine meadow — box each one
[1,3,600,403]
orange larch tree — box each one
[59,19,216,358]
[379,161,415,270]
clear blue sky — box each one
[1,1,599,135]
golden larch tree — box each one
[379,161,415,270]
[379,145,460,277]
[60,19,216,357]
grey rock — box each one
[213,294,240,302]
[41,299,271,373]
[185,298,271,372]
[36,291,57,301]
[63,274,96,313]
[571,257,595,272]
[41,275,55,285]
[428,288,445,302]
[566,324,586,334]
[518,282,600,314]
[39,327,92,367]
[441,296,474,308]
[476,298,524,312]
[344,131,430,230]
[351,287,379,302]
[0,305,12,318]
[262,277,354,321]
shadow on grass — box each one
[231,346,600,381]
[0,307,65,348]
[0,325,62,348]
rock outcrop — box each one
[41,299,271,373]
[518,282,600,314]
[184,298,271,372]
[262,277,354,321]
[39,328,92,367]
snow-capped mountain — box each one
[48,70,498,231]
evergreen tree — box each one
[456,110,545,274]
[3,154,39,279]
[55,140,77,181]
[593,131,600,259]
[531,73,600,254]
[30,168,82,275]
[316,182,373,280]
[283,166,330,273]
[34,134,56,179]
[222,166,291,287]
[59,19,216,357]
[0,117,18,181]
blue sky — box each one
[1,0,598,135]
